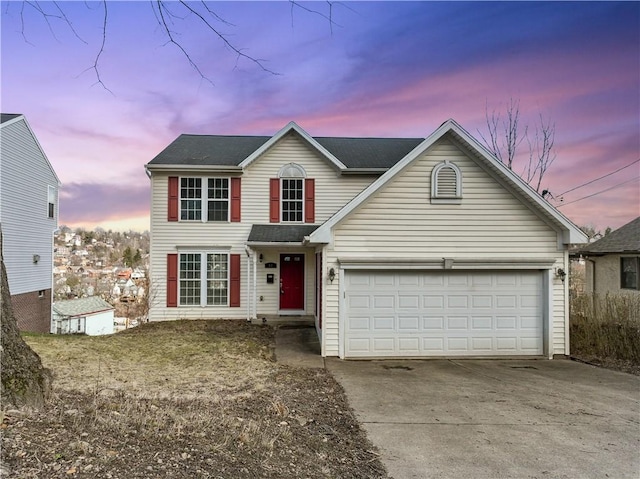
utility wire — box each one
[557,175,639,207]
[558,158,640,196]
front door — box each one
[280,254,305,310]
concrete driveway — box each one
[326,358,640,479]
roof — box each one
[578,216,640,254]
[247,224,319,244]
[308,119,588,246]
[53,296,114,318]
[1,113,22,124]
[147,122,423,171]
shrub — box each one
[570,293,640,364]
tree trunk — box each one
[0,228,51,408]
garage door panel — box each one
[345,270,543,358]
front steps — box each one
[249,314,315,327]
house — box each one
[577,216,640,295]
[0,113,60,333]
[145,120,587,359]
[52,296,115,335]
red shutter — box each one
[269,178,280,223]
[230,177,241,222]
[305,178,315,223]
[168,177,179,221]
[230,254,241,307]
[167,254,178,307]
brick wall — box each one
[11,289,51,333]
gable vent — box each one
[436,166,458,197]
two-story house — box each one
[146,120,586,359]
[1,113,60,333]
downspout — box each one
[244,246,252,322]
[253,250,258,321]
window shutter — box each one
[436,167,458,197]
[269,178,280,223]
[168,176,179,221]
[167,254,178,307]
[304,178,315,223]
[230,254,241,307]
[230,177,241,222]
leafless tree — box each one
[479,99,556,195]
[7,1,339,91]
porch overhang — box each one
[246,224,320,247]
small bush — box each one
[570,293,640,365]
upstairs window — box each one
[621,257,639,290]
[180,177,230,222]
[279,163,306,223]
[431,160,462,204]
[48,186,56,218]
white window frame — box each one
[430,160,462,204]
[620,256,639,290]
[278,163,306,223]
[179,177,230,222]
[48,185,56,219]
[178,251,230,306]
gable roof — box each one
[0,113,61,185]
[578,216,640,254]
[53,296,114,318]
[308,119,588,246]
[146,121,423,172]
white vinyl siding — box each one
[0,117,58,296]
[149,132,376,322]
[323,139,567,357]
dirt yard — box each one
[1,320,388,478]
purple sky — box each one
[2,1,638,233]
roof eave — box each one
[145,164,243,173]
[340,168,388,175]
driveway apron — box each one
[326,358,640,479]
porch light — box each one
[555,268,566,282]
[328,268,336,283]
[33,254,40,264]
[259,253,263,263]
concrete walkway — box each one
[273,329,640,478]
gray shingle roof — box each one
[248,224,319,243]
[578,216,640,254]
[1,113,22,124]
[148,133,424,169]
[53,296,114,317]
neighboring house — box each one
[0,113,60,333]
[577,216,640,295]
[145,119,587,359]
[52,296,115,336]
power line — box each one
[557,175,639,207]
[558,158,640,196]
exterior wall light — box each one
[33,254,40,264]
[555,268,566,282]
[328,268,336,283]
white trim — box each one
[178,176,231,223]
[238,122,347,170]
[544,269,554,359]
[309,119,587,245]
[176,250,230,307]
[431,159,462,201]
[337,257,557,270]
[338,266,346,359]
[563,250,570,356]
[280,177,305,223]
[146,164,242,173]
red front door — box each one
[280,254,305,310]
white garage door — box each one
[344,270,543,358]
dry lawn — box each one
[1,320,387,478]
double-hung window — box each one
[48,186,56,219]
[621,257,639,290]
[180,177,229,221]
[281,178,304,222]
[179,252,229,306]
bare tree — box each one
[7,1,339,90]
[480,99,556,195]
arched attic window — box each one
[431,160,462,204]
[278,162,307,179]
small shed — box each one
[52,296,115,336]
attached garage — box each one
[343,270,545,358]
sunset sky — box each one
[1,1,638,233]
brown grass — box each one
[4,320,387,478]
[570,293,640,373]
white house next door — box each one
[344,270,543,358]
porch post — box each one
[253,249,258,320]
